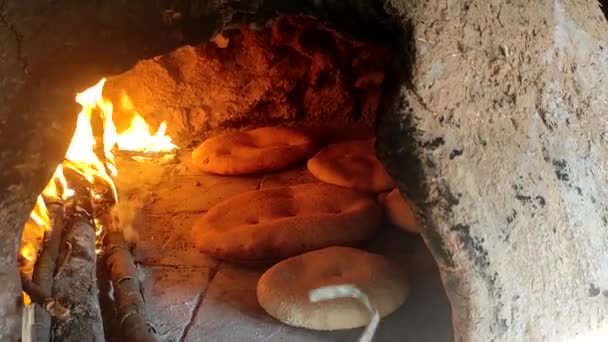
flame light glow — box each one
[19,77,178,298]
[114,94,178,153]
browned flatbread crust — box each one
[257,246,410,330]
[190,183,382,263]
[380,188,420,233]
[307,139,395,192]
[192,126,318,175]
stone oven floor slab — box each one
[111,153,454,342]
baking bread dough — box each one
[257,246,410,330]
[191,183,382,263]
[307,139,395,192]
[192,126,318,175]
[381,188,420,233]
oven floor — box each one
[109,152,454,342]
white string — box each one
[309,284,380,342]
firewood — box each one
[31,200,66,341]
[53,241,72,279]
[99,209,157,342]
[50,191,105,342]
[20,274,70,321]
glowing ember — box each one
[19,77,178,286]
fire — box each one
[41,165,74,201]
[65,78,118,200]
[60,78,176,200]
[19,196,50,278]
[29,195,50,229]
[113,94,178,153]
[19,77,178,293]
[20,243,38,264]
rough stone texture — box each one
[103,16,390,145]
[138,265,216,341]
[377,0,608,340]
[132,212,217,267]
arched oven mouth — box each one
[12,4,452,342]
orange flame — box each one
[19,195,50,285]
[65,78,118,200]
[20,77,178,279]
[42,165,74,200]
[29,195,50,229]
[20,243,38,264]
[112,94,177,153]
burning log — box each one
[97,208,157,342]
[31,198,66,341]
[50,190,105,341]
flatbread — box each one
[257,246,410,330]
[191,183,382,263]
[380,188,420,233]
[192,126,318,175]
[307,139,395,192]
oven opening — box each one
[17,13,452,342]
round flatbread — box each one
[307,139,395,192]
[257,246,410,330]
[192,126,318,175]
[191,183,382,263]
[381,188,420,233]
